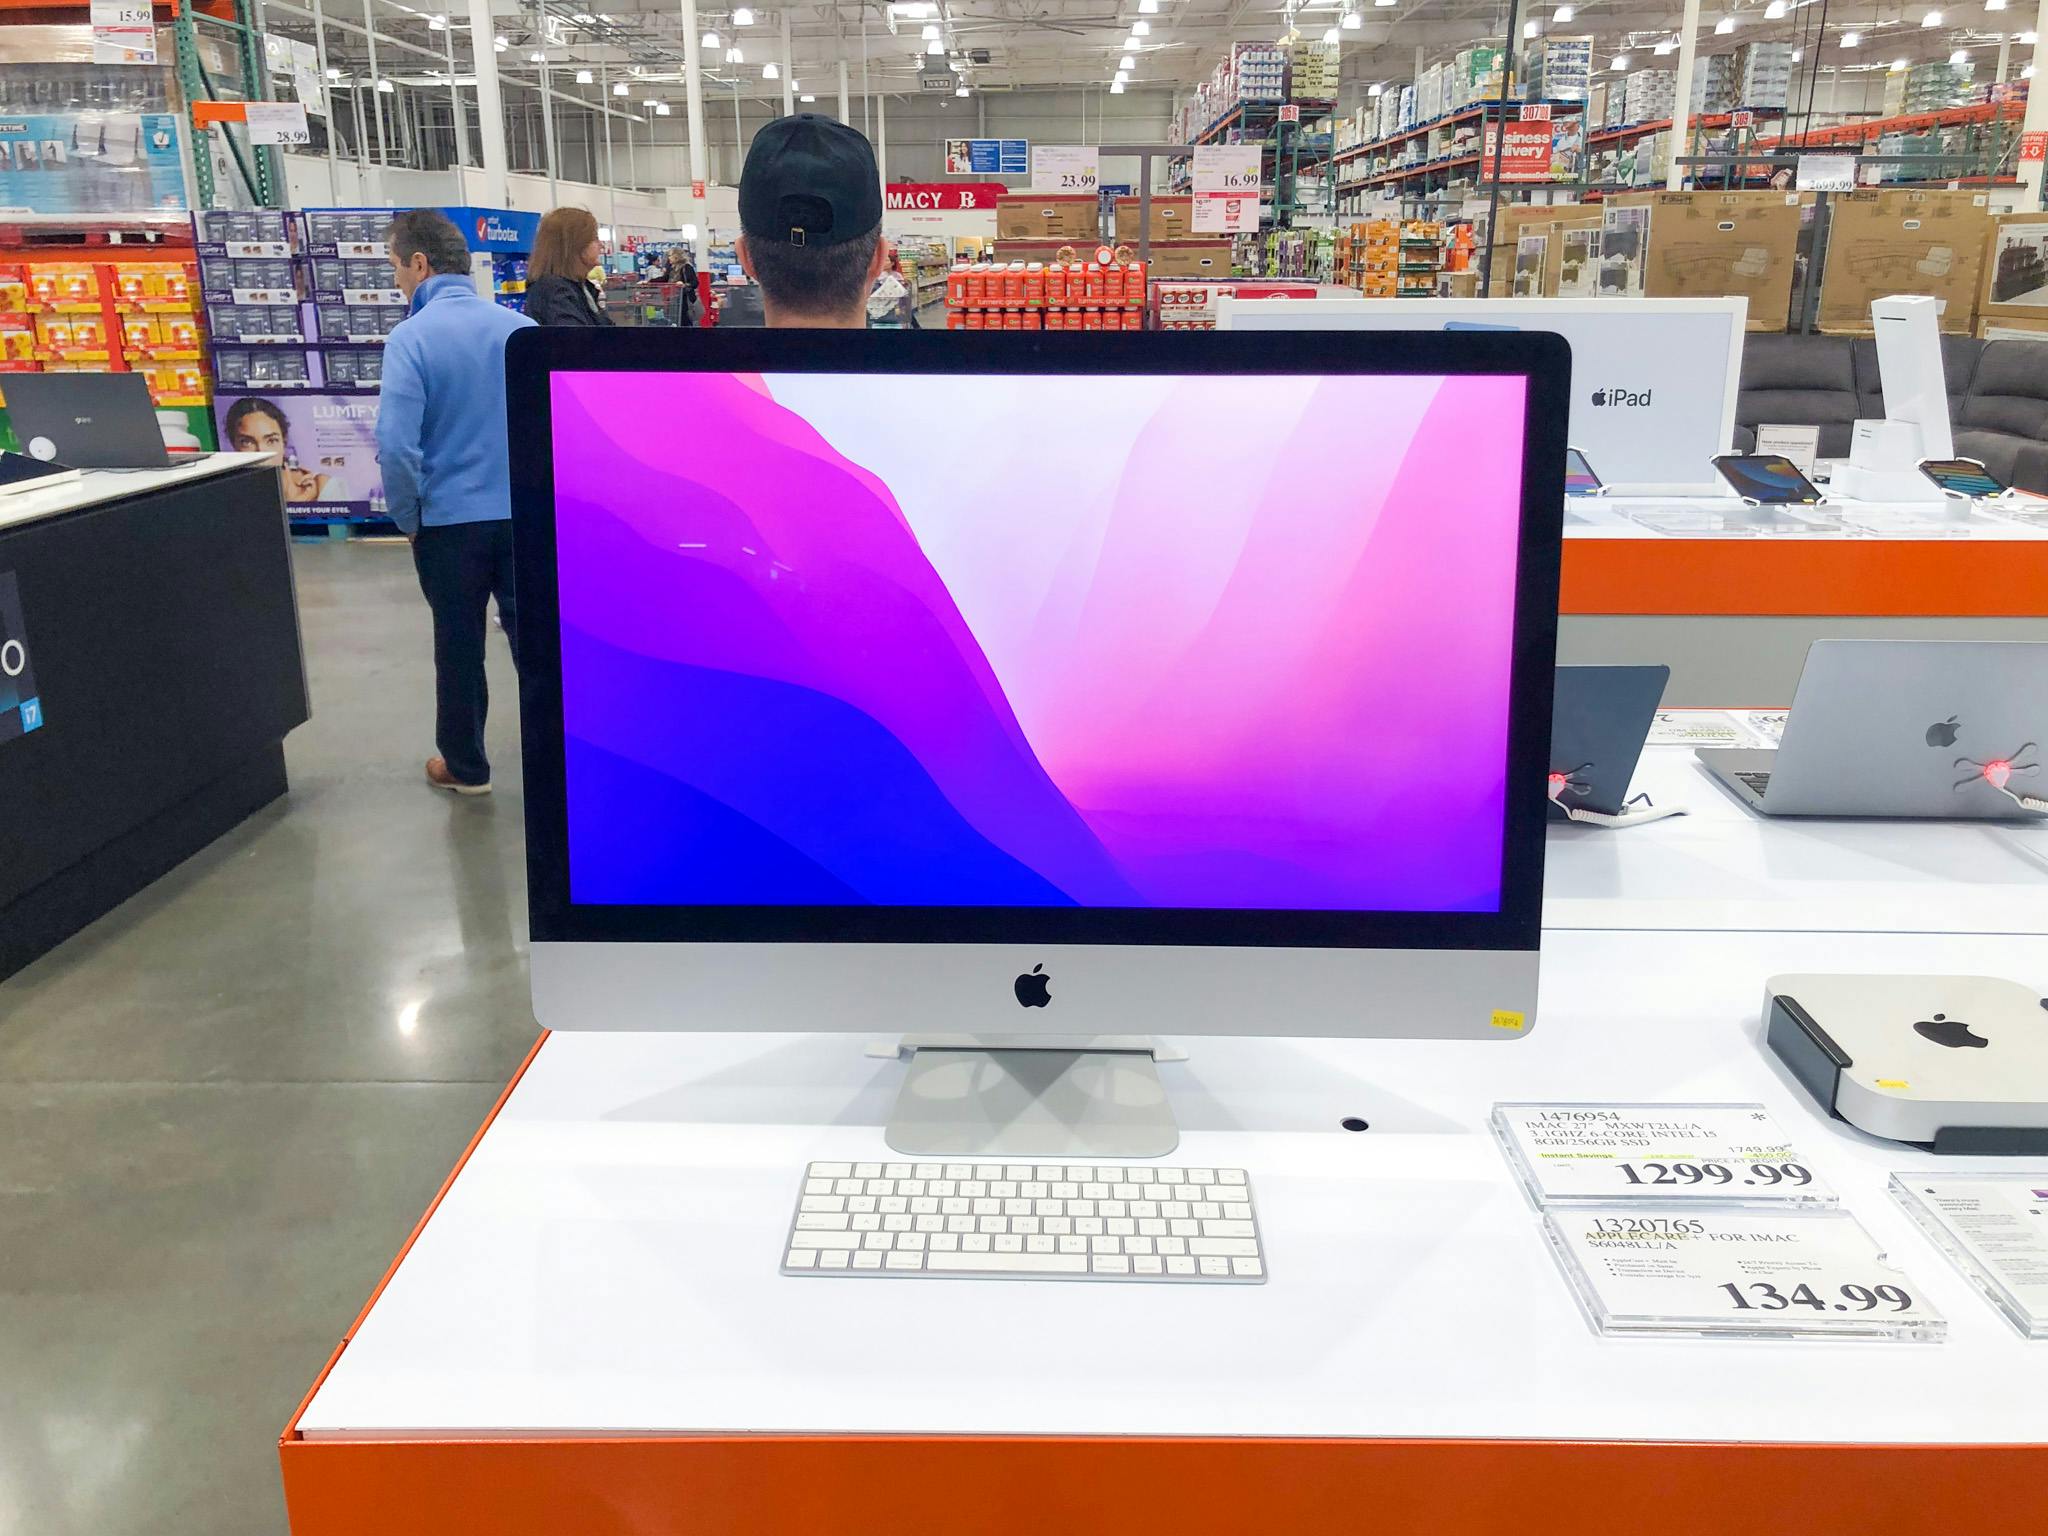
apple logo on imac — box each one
[1925,716,1961,748]
[1014,965,1051,1009]
[1912,1012,1988,1049]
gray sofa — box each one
[1734,334,2048,494]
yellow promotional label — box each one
[1490,1010,1527,1031]
[1875,1078,1910,1090]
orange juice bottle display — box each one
[1045,262,1068,305]
[1003,261,1026,308]
[1024,262,1046,307]
[1083,263,1105,305]
[1102,263,1126,305]
[1125,260,1147,302]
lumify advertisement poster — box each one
[215,392,386,520]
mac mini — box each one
[1766,973,2048,1154]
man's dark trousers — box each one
[412,519,519,787]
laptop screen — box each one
[548,369,1529,915]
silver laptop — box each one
[1698,640,2048,819]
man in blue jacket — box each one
[378,208,535,795]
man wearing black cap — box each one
[737,113,891,329]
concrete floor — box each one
[0,541,534,1536]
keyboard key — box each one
[930,1233,960,1252]
[1126,1235,1154,1255]
[1219,1169,1247,1185]
[865,1180,892,1196]
[945,1164,970,1179]
[1090,1236,1118,1255]
[995,1234,1024,1253]
[1044,1217,1072,1235]
[1160,1169,1185,1184]
[1163,1202,1190,1220]
[884,1215,912,1233]
[1190,1169,1216,1185]
[1205,1219,1255,1238]
[1213,1186,1250,1205]
[1170,1219,1199,1237]
[1108,1218,1136,1237]
[962,1233,992,1252]
[812,1162,852,1178]
[1232,1257,1264,1278]
[929,1180,956,1198]
[1167,1256,1196,1275]
[885,1163,911,1179]
[961,1181,988,1198]
[885,1252,922,1270]
[911,1197,938,1215]
[946,1216,974,1233]
[1114,1184,1140,1201]
[900,1233,926,1251]
[1005,1199,1032,1217]
[852,1213,882,1232]
[864,1232,893,1251]
[1131,1169,1155,1184]
[1069,1200,1095,1219]
[942,1198,969,1216]
[848,1196,877,1214]
[800,1196,845,1214]
[880,1197,908,1214]
[1005,1164,1032,1180]
[915,1163,941,1179]
[1075,1217,1105,1236]
[973,1198,1000,1216]
[1190,1237,1258,1258]
[1012,1216,1040,1235]
[978,1216,1006,1234]
[1036,1166,1063,1181]
[1023,1182,1048,1199]
[992,1181,1018,1198]
[855,1163,882,1179]
[1134,1255,1164,1274]
[1082,1183,1110,1201]
[821,1250,850,1269]
[785,1249,817,1268]
[1027,1235,1055,1253]
[803,1179,834,1197]
[1138,1218,1167,1236]
[1158,1237,1187,1256]
[796,1213,851,1231]
[974,1164,1001,1179]
[1052,1183,1079,1200]
[1058,1235,1088,1254]
[900,1180,926,1197]
[1092,1255,1132,1275]
[791,1231,862,1250]
[853,1251,884,1270]
[1192,1203,1221,1221]
[836,1179,863,1196]
[1133,1201,1160,1220]
[927,1250,1087,1275]
[1199,1257,1229,1277]
[915,1215,943,1233]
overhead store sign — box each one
[944,138,1029,176]
[1192,144,1261,233]
[1481,121,1556,182]
[884,183,1003,211]
[920,70,956,94]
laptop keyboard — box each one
[1736,771,1772,796]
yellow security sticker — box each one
[1490,1010,1527,1031]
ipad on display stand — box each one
[507,329,1570,1157]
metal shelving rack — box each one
[174,0,282,209]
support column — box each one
[309,0,342,201]
[877,87,887,188]
[1996,37,2011,81]
[1666,0,1704,189]
[681,0,711,257]
[600,59,616,226]
[441,19,467,168]
[360,0,388,199]
[540,53,560,205]
[464,0,509,206]
[838,59,849,122]
[781,9,795,115]
[2020,2,2048,207]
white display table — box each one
[282,928,2048,1535]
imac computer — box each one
[508,329,1568,1156]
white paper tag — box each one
[1031,144,1099,195]
[245,101,312,147]
[1892,1173,2048,1338]
[1756,422,1821,476]
[1495,1103,1836,1207]
[1646,709,1757,747]
[1546,1207,1944,1339]
[1795,153,1857,192]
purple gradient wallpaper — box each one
[550,370,1527,912]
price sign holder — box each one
[1544,1207,1946,1341]
[1031,145,1100,195]
[1891,1172,2048,1340]
[1492,1102,1839,1210]
[1192,144,1263,234]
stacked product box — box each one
[1688,54,1737,114]
[944,257,1148,331]
[1416,63,1446,123]
[198,209,313,398]
[1234,42,1288,105]
[1898,60,1972,113]
[1398,84,1417,131]
[1622,68,1676,123]
[1736,41,1795,108]
[1152,278,1317,329]
[302,209,404,393]
[1376,89,1404,139]
[1290,39,1340,102]
[1524,37,1594,103]
[1337,219,1401,296]
[1456,45,1507,103]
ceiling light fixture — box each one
[726,46,743,62]
[528,51,545,62]
[427,13,446,30]
[1921,8,1940,24]
[800,92,816,101]
[732,6,753,23]
[2020,28,2038,43]
[1553,4,1573,19]
[1139,0,1160,11]
[613,80,629,94]
[376,78,395,92]
[325,66,342,79]
[1949,47,1968,62]
[656,101,671,114]
[1654,38,1676,54]
[1341,7,1362,25]
[1367,80,1382,95]
[763,60,778,78]
[1890,56,1909,70]
[492,34,507,50]
[1764,0,1786,14]
[926,37,943,53]
[1110,79,1125,93]
[1120,54,1135,69]
[1715,15,1736,33]
[1840,29,1859,46]
[576,67,593,83]
[1984,0,2005,10]
[1611,52,1630,68]
[1524,18,1541,36]
[2024,62,2036,77]
[1132,18,1150,34]
[1791,46,1802,60]
[921,22,939,38]
[701,29,720,49]
[1323,25,1340,41]
[1114,70,1128,83]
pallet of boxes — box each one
[1111,196,1235,282]
[1817,189,1991,335]
[1595,189,1809,328]
[1481,204,1604,298]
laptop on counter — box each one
[4,373,171,469]
[1698,640,2048,819]
[1549,664,1670,820]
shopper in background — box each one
[735,113,890,329]
[524,207,615,328]
[378,207,536,797]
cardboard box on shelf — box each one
[1978,210,2048,328]
[995,194,1100,242]
[1112,196,1197,244]
[1145,240,1235,279]
[1605,189,1806,330]
[1817,188,1991,334]
[1480,205,1601,295]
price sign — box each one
[1544,1208,1946,1340]
[1893,1174,2048,1339]
[90,0,156,65]
[1278,103,1301,123]
[1192,144,1262,233]
[245,101,312,147]
[1730,109,1756,128]
[1492,1103,1838,1208]
[1519,102,1552,122]
[1031,144,1100,195]
[2021,131,2048,165]
[1796,152,1858,192]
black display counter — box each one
[0,458,308,981]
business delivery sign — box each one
[0,570,43,745]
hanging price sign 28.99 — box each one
[1192,144,1262,234]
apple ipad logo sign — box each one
[1925,716,1960,748]
[1913,1012,1988,1049]
[1014,965,1051,1009]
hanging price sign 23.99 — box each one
[1031,145,1100,194]
[1192,145,1262,234]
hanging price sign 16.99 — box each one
[1192,144,1262,234]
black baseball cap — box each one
[738,114,883,248]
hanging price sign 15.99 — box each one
[1192,144,1262,234]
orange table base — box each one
[1561,538,2048,617]
[278,1433,2048,1534]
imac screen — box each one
[549,371,1529,914]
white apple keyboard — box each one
[781,1160,1267,1283]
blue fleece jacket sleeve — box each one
[376,327,427,536]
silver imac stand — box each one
[869,1034,1188,1158]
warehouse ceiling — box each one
[274,0,2038,109]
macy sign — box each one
[884,183,1001,212]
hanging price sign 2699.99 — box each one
[1192,144,1262,234]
